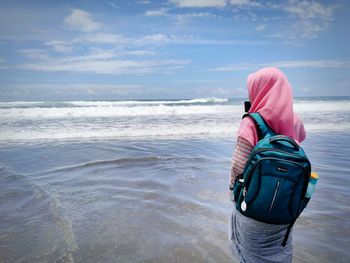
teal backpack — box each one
[233,113,311,246]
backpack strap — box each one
[242,113,275,140]
[282,221,295,247]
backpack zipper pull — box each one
[241,187,247,211]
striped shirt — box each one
[229,136,253,185]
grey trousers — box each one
[228,208,293,263]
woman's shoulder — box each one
[237,116,258,146]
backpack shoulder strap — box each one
[242,113,275,140]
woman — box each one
[228,67,306,263]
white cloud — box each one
[170,0,226,8]
[284,0,336,21]
[281,0,337,39]
[21,59,188,75]
[137,0,151,4]
[18,49,50,60]
[255,24,266,31]
[229,0,250,5]
[64,9,100,32]
[135,34,170,45]
[254,1,338,40]
[208,60,350,71]
[108,2,118,8]
[74,33,128,44]
[134,33,269,46]
[45,40,72,52]
[176,12,217,23]
[176,0,337,40]
[170,0,255,8]
[63,49,119,62]
[145,8,168,16]
[124,50,155,56]
[17,50,190,75]
[42,33,128,57]
[208,63,255,71]
[46,33,259,52]
[262,60,350,68]
[292,19,325,39]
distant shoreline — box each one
[0,95,349,103]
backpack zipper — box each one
[242,147,309,177]
[269,180,280,213]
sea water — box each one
[0,97,349,262]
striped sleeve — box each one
[229,136,253,185]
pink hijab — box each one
[293,112,306,144]
[237,67,306,146]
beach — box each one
[0,97,349,262]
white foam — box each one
[304,123,350,132]
[294,101,350,112]
[0,98,229,108]
[1,119,349,142]
[0,98,349,142]
[0,105,240,119]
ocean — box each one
[0,97,349,262]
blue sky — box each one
[0,0,349,100]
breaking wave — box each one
[0,97,349,142]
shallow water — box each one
[0,133,349,263]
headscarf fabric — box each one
[237,67,306,146]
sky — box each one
[0,0,349,100]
